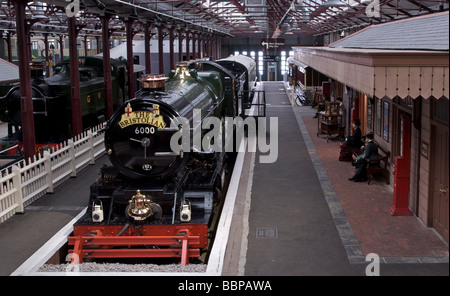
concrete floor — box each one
[222,82,448,276]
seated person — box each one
[339,119,363,161]
[344,119,363,148]
[349,132,379,182]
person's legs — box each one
[349,159,367,181]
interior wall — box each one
[221,35,314,81]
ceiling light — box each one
[31,15,48,21]
[320,0,347,7]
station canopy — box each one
[0,1,448,37]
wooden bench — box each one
[351,136,366,158]
[352,147,363,158]
[366,145,390,185]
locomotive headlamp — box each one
[92,200,104,223]
[180,200,191,222]
[126,190,153,221]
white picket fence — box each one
[0,122,107,223]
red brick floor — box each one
[302,111,448,258]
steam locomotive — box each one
[69,55,257,264]
[0,56,130,145]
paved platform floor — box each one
[301,104,449,261]
[223,82,448,276]
[0,156,110,276]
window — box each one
[376,98,382,136]
[432,97,449,124]
[49,40,58,50]
[367,97,373,131]
[32,41,39,50]
[375,97,390,141]
[258,51,263,75]
[280,51,286,75]
[383,101,389,142]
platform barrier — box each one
[0,122,106,223]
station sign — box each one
[263,55,281,62]
[261,38,285,52]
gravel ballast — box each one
[38,262,207,273]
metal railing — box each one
[240,89,266,118]
[0,122,106,223]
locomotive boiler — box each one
[69,56,257,264]
[0,56,129,144]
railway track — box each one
[11,141,249,275]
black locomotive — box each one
[0,56,130,144]
[70,55,257,263]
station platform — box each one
[0,156,110,276]
[0,82,448,276]
[222,82,448,276]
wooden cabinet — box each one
[317,102,342,142]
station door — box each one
[431,123,449,243]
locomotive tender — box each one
[69,55,257,264]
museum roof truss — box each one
[0,0,448,37]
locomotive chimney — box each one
[138,74,167,91]
[30,62,45,81]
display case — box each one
[317,102,342,142]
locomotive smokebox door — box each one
[105,100,184,179]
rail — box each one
[0,122,106,223]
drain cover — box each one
[256,228,278,238]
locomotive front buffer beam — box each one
[68,228,203,266]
